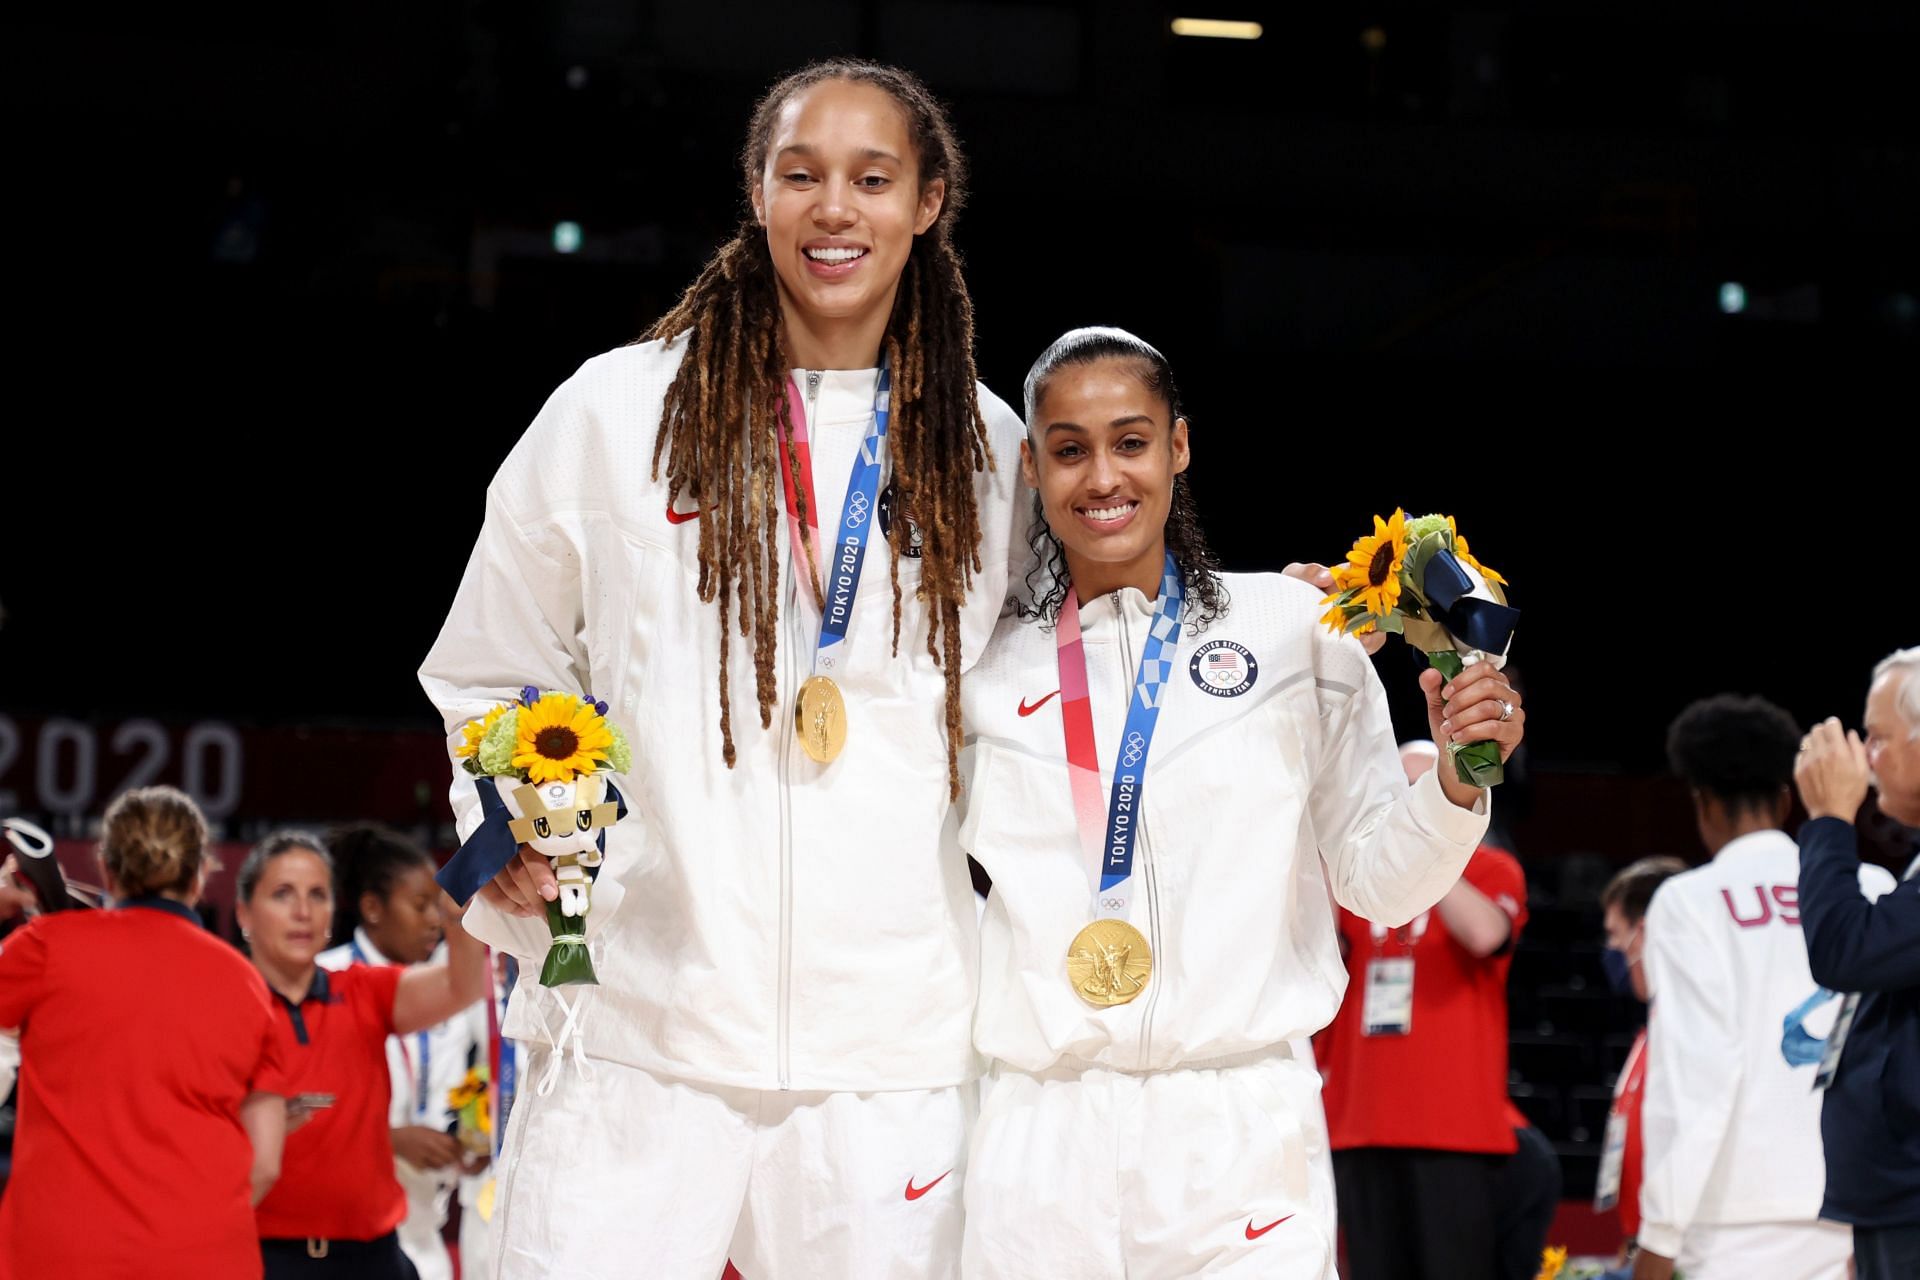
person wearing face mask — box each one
[1590,855,1688,1276]
[316,825,485,1280]
[241,831,488,1279]
[1634,696,1895,1280]
[953,327,1525,1280]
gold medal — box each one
[795,674,848,763]
[1066,919,1152,1007]
[476,1177,497,1223]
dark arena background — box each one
[2,0,1915,1267]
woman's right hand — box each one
[392,1124,464,1171]
[477,846,558,918]
[1283,562,1387,655]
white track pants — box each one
[488,1052,972,1280]
[962,1048,1336,1279]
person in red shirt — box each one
[1318,740,1530,1280]
[0,786,290,1280]
[239,830,488,1279]
[1594,855,1687,1275]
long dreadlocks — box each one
[642,59,992,796]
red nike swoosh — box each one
[665,502,700,524]
[1246,1215,1294,1240]
[905,1171,951,1201]
[1017,690,1061,717]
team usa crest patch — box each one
[878,481,924,558]
[1189,640,1258,697]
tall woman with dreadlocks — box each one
[952,328,1526,1279]
[419,60,1028,1279]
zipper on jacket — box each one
[776,370,823,1090]
[1113,595,1167,1069]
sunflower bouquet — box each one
[446,687,632,985]
[1319,510,1520,787]
[447,1065,491,1161]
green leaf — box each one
[1448,739,1505,787]
[1402,531,1450,603]
[541,899,600,986]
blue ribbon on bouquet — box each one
[436,778,627,907]
[1420,550,1521,657]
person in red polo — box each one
[237,831,487,1279]
[0,786,290,1280]
[1593,855,1686,1273]
[1317,741,1530,1280]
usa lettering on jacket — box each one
[1721,884,1800,928]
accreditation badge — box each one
[1362,957,1414,1036]
[1813,992,1862,1092]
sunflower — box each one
[1318,599,1379,636]
[513,693,616,784]
[455,703,509,759]
[1448,515,1507,587]
[1336,508,1411,619]
[447,1067,488,1111]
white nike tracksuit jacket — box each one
[419,336,1028,1280]
[954,572,1491,1279]
[1639,829,1894,1279]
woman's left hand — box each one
[1283,562,1386,655]
[1419,662,1524,806]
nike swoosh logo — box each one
[1246,1215,1294,1240]
[665,501,701,525]
[1017,690,1061,717]
[905,1171,952,1201]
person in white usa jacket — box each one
[954,327,1524,1280]
[420,59,1092,1280]
[1635,695,1895,1280]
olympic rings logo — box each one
[845,491,871,527]
[1121,731,1147,768]
[1101,896,1125,911]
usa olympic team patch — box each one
[1189,640,1258,697]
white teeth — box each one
[805,246,867,263]
[1083,503,1137,523]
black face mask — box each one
[1601,945,1634,997]
[1602,922,1642,998]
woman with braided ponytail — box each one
[421,60,1028,1279]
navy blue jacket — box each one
[1798,816,1920,1227]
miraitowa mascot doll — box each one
[436,688,631,1087]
